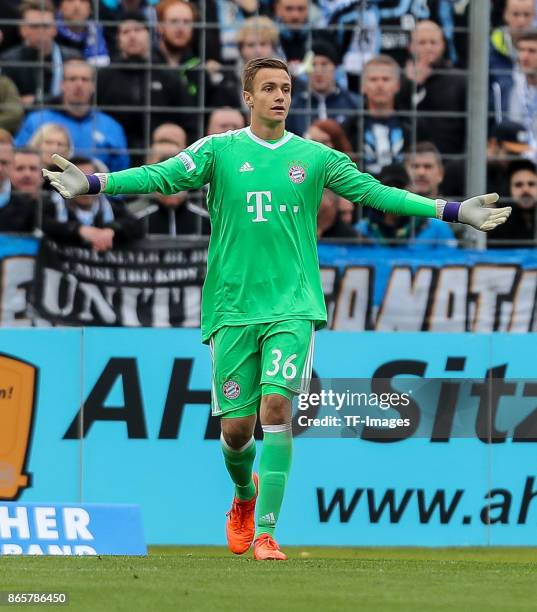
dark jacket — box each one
[398,65,467,155]
[42,195,145,246]
[145,198,210,236]
[96,54,198,154]
[288,85,362,136]
[487,204,537,248]
[0,44,80,101]
[0,191,39,233]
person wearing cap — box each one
[95,12,196,165]
[488,158,537,247]
[442,119,532,200]
[287,39,361,136]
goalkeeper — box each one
[43,57,511,561]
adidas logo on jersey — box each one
[240,161,255,172]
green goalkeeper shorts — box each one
[209,319,315,418]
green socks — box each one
[220,434,256,501]
[255,424,293,538]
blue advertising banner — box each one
[0,328,535,546]
[0,502,146,555]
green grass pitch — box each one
[1,547,536,611]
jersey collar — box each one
[245,127,294,150]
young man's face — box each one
[118,20,150,58]
[311,56,336,94]
[511,169,537,209]
[159,3,194,50]
[406,152,444,198]
[362,65,399,107]
[244,68,291,125]
[10,153,42,196]
[62,62,95,105]
[517,40,537,74]
[504,0,535,34]
[275,0,308,25]
[20,9,57,50]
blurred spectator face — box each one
[70,162,97,209]
[311,55,336,94]
[20,8,57,51]
[118,20,150,58]
[159,2,194,50]
[37,128,71,168]
[152,123,187,149]
[62,61,95,105]
[240,33,275,62]
[11,152,42,197]
[511,168,537,209]
[409,22,445,66]
[60,0,91,24]
[275,0,308,26]
[517,39,537,75]
[338,197,354,225]
[0,144,14,184]
[207,109,245,135]
[362,64,400,108]
[504,0,535,34]
[304,124,333,147]
[406,152,444,198]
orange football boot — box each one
[226,473,259,554]
[253,533,288,560]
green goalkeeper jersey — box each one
[103,127,438,342]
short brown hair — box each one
[20,0,55,17]
[407,141,443,167]
[363,54,401,79]
[515,29,537,46]
[242,57,290,93]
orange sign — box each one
[0,354,38,500]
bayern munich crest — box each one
[288,165,306,184]
[222,380,241,400]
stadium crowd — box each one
[0,0,536,247]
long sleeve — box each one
[324,147,438,219]
[104,137,215,196]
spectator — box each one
[55,0,110,66]
[0,130,14,207]
[0,147,46,232]
[152,123,187,149]
[42,156,144,250]
[96,13,196,160]
[0,75,23,134]
[357,154,456,248]
[15,59,129,172]
[207,108,246,135]
[304,119,353,156]
[213,0,261,63]
[205,16,285,111]
[344,54,409,174]
[317,189,359,239]
[288,40,361,135]
[274,0,313,66]
[0,0,80,106]
[489,158,537,246]
[508,30,537,149]
[99,0,158,55]
[138,142,210,235]
[490,0,535,113]
[29,123,73,170]
[399,20,466,156]
[442,119,532,200]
